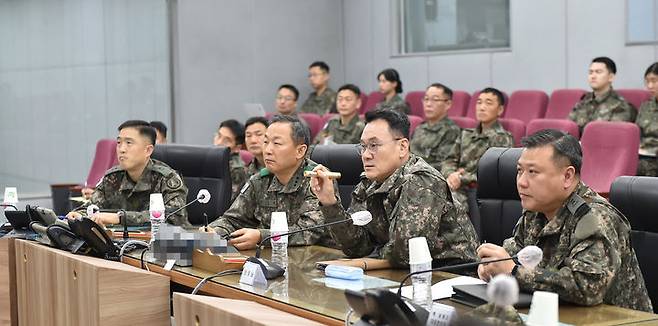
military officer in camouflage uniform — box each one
[213,119,248,202]
[568,57,636,133]
[311,109,478,267]
[67,120,189,227]
[300,61,336,115]
[636,62,658,176]
[275,84,300,116]
[410,83,461,171]
[478,129,652,312]
[207,115,336,250]
[244,116,268,177]
[441,88,514,211]
[374,68,410,115]
[314,84,365,145]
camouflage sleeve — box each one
[636,103,658,149]
[610,100,637,122]
[208,178,259,236]
[160,173,189,227]
[74,177,110,216]
[320,196,374,258]
[502,216,526,255]
[461,132,515,184]
[514,213,621,306]
[230,164,248,202]
[568,101,587,133]
[440,131,463,177]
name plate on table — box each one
[240,261,267,286]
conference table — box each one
[121,245,658,326]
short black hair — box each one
[337,83,361,97]
[278,84,299,101]
[149,121,167,138]
[245,116,269,130]
[592,56,617,74]
[377,68,403,94]
[118,120,156,145]
[219,119,245,145]
[480,87,506,106]
[270,114,310,147]
[364,109,410,139]
[644,62,658,78]
[309,61,330,73]
[427,83,453,100]
[521,129,582,175]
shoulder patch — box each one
[166,175,183,189]
[240,181,250,194]
[566,194,590,217]
[259,168,271,177]
[104,165,123,176]
[574,214,600,240]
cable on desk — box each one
[140,248,149,271]
[344,307,354,326]
[119,240,149,257]
[191,269,243,295]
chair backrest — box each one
[310,144,363,209]
[545,89,587,119]
[505,90,549,123]
[85,139,119,188]
[447,91,471,117]
[499,118,525,146]
[358,93,368,114]
[580,121,640,194]
[363,91,385,113]
[466,90,509,119]
[477,147,523,245]
[451,117,478,129]
[405,91,425,117]
[616,89,652,110]
[298,113,324,139]
[239,150,254,165]
[408,115,424,138]
[631,230,658,313]
[526,119,580,139]
[152,144,232,225]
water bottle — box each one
[408,237,433,309]
[149,193,165,243]
[270,212,289,269]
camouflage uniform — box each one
[504,182,653,312]
[568,88,637,134]
[208,159,336,247]
[313,114,365,145]
[229,152,248,202]
[300,88,336,115]
[440,122,514,210]
[245,157,264,178]
[75,159,190,226]
[374,94,411,115]
[410,118,461,171]
[320,154,478,267]
[635,97,658,176]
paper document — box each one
[397,276,486,300]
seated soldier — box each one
[150,120,168,144]
[275,84,301,117]
[441,87,514,211]
[310,109,478,267]
[300,61,336,115]
[206,115,335,250]
[410,83,461,171]
[636,62,658,176]
[477,129,652,312]
[244,116,269,176]
[374,68,410,115]
[568,56,636,134]
[314,84,365,145]
[67,120,189,227]
[213,119,248,202]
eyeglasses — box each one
[276,96,295,102]
[422,97,450,103]
[356,139,403,155]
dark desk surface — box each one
[122,245,658,326]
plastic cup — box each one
[408,236,432,264]
[526,291,559,326]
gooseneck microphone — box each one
[165,189,211,221]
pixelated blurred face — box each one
[360,119,405,182]
[245,122,267,157]
[588,62,615,91]
[378,75,397,95]
[516,146,571,215]
[308,66,329,90]
[645,72,658,99]
[336,89,361,118]
[423,87,451,122]
[275,88,297,115]
[476,92,503,125]
[213,127,239,152]
[117,127,153,172]
[263,122,306,175]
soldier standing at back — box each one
[67,120,189,227]
[568,56,636,133]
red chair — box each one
[358,93,368,114]
[499,118,525,147]
[616,89,652,110]
[298,113,324,139]
[84,139,118,188]
[264,112,275,120]
[451,117,478,129]
[505,90,549,123]
[405,91,425,117]
[526,119,580,139]
[581,121,640,194]
[408,115,424,137]
[239,150,254,165]
[448,91,471,117]
[466,90,509,119]
[363,91,385,113]
[545,89,587,119]
[322,113,337,126]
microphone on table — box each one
[396,245,543,297]
[248,210,373,280]
[165,189,211,221]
